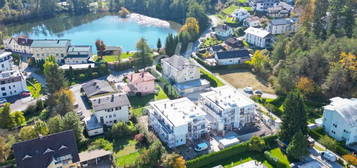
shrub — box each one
[343,154,357,166]
[88,138,113,151]
[110,121,137,139]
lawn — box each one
[201,37,222,48]
[213,68,275,94]
[113,138,143,167]
[237,0,248,3]
[226,16,238,24]
[94,53,135,62]
[242,6,253,11]
[222,5,239,15]
[200,68,225,87]
[268,148,290,167]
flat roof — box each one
[0,51,12,59]
[31,39,71,48]
[60,64,95,70]
[79,149,112,163]
[233,160,267,168]
[244,27,270,38]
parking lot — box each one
[70,84,92,121]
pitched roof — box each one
[82,79,115,97]
[31,39,71,48]
[216,50,250,59]
[270,18,298,25]
[211,45,225,52]
[162,55,196,71]
[127,72,156,84]
[244,27,271,38]
[225,38,243,48]
[91,93,130,111]
[66,45,92,58]
[14,36,33,46]
[12,130,79,168]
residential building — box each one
[214,50,251,65]
[3,36,33,54]
[249,0,280,12]
[31,39,71,63]
[266,18,298,35]
[12,130,80,168]
[79,149,113,167]
[199,86,256,135]
[244,27,272,48]
[0,51,13,72]
[243,16,262,27]
[322,97,357,145]
[81,79,116,98]
[224,38,243,49]
[209,45,225,55]
[232,8,250,21]
[103,46,121,55]
[91,93,131,126]
[0,70,27,98]
[126,71,156,95]
[214,24,233,40]
[233,160,267,168]
[148,98,208,148]
[64,45,92,64]
[267,2,293,18]
[161,55,200,83]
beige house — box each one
[161,55,200,83]
[31,39,71,63]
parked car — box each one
[253,90,263,96]
[321,151,337,162]
[20,91,31,97]
[0,98,7,104]
[243,87,253,93]
[194,142,208,152]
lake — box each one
[5,13,179,52]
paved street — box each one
[70,84,92,121]
[9,96,45,112]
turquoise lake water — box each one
[10,14,178,52]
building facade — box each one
[31,39,71,63]
[161,55,200,84]
[0,51,13,72]
[214,24,233,40]
[64,45,92,64]
[232,8,250,21]
[126,72,156,95]
[0,70,27,98]
[244,27,272,48]
[214,50,251,65]
[322,97,357,145]
[243,16,262,28]
[249,0,280,12]
[148,98,208,148]
[3,36,33,54]
[199,86,256,135]
[266,18,298,35]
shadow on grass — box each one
[128,94,155,108]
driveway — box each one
[70,84,92,120]
[9,95,46,112]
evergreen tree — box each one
[343,0,354,38]
[286,130,309,160]
[34,120,49,136]
[0,103,11,129]
[279,90,308,143]
[157,38,162,51]
[134,38,152,69]
[43,56,67,95]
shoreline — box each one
[126,13,173,28]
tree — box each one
[116,47,122,63]
[0,136,11,162]
[165,33,179,56]
[95,40,106,59]
[180,17,200,41]
[27,82,42,99]
[187,1,209,32]
[54,89,75,116]
[286,130,309,160]
[161,153,186,168]
[342,154,357,165]
[43,56,66,95]
[111,121,137,139]
[134,38,152,69]
[34,120,49,136]
[88,138,113,151]
[62,112,85,143]
[343,0,354,38]
[246,50,271,75]
[279,91,308,143]
[47,115,64,134]
[157,38,162,51]
[248,136,266,152]
[296,77,316,96]
[136,141,164,167]
[0,103,11,129]
[9,111,26,128]
[118,7,130,18]
[19,126,37,141]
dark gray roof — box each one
[211,45,225,52]
[162,55,196,71]
[271,18,298,25]
[216,50,250,59]
[31,39,71,48]
[12,130,79,168]
[105,46,121,51]
[91,94,130,111]
[66,45,92,58]
[82,79,115,97]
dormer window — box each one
[43,148,54,155]
[22,155,32,160]
[58,145,68,151]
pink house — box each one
[126,72,156,95]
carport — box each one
[79,149,113,168]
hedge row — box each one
[187,135,278,168]
[264,151,288,168]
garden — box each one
[94,52,135,63]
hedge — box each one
[187,135,278,168]
[264,151,288,168]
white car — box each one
[194,142,208,152]
[243,87,253,93]
[253,90,263,96]
[321,151,337,162]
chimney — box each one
[111,94,114,102]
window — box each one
[331,130,336,134]
[333,123,337,128]
[1,87,5,91]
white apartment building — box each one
[31,39,71,63]
[244,27,272,48]
[249,0,280,12]
[0,70,27,98]
[232,8,250,21]
[91,93,131,126]
[148,98,208,148]
[199,86,256,135]
[161,55,200,83]
[64,45,92,64]
[0,51,13,72]
[322,97,357,145]
[3,36,33,54]
[266,18,298,35]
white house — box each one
[232,8,250,21]
[244,27,272,48]
[64,45,92,64]
[0,70,27,98]
[31,39,71,63]
[322,97,357,145]
[0,51,13,72]
[214,50,251,65]
[266,18,298,35]
[267,2,293,18]
[148,98,208,148]
[91,93,131,126]
[243,16,262,27]
[214,24,233,40]
[161,55,200,84]
[249,0,280,12]
[199,86,256,135]
[3,36,33,54]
